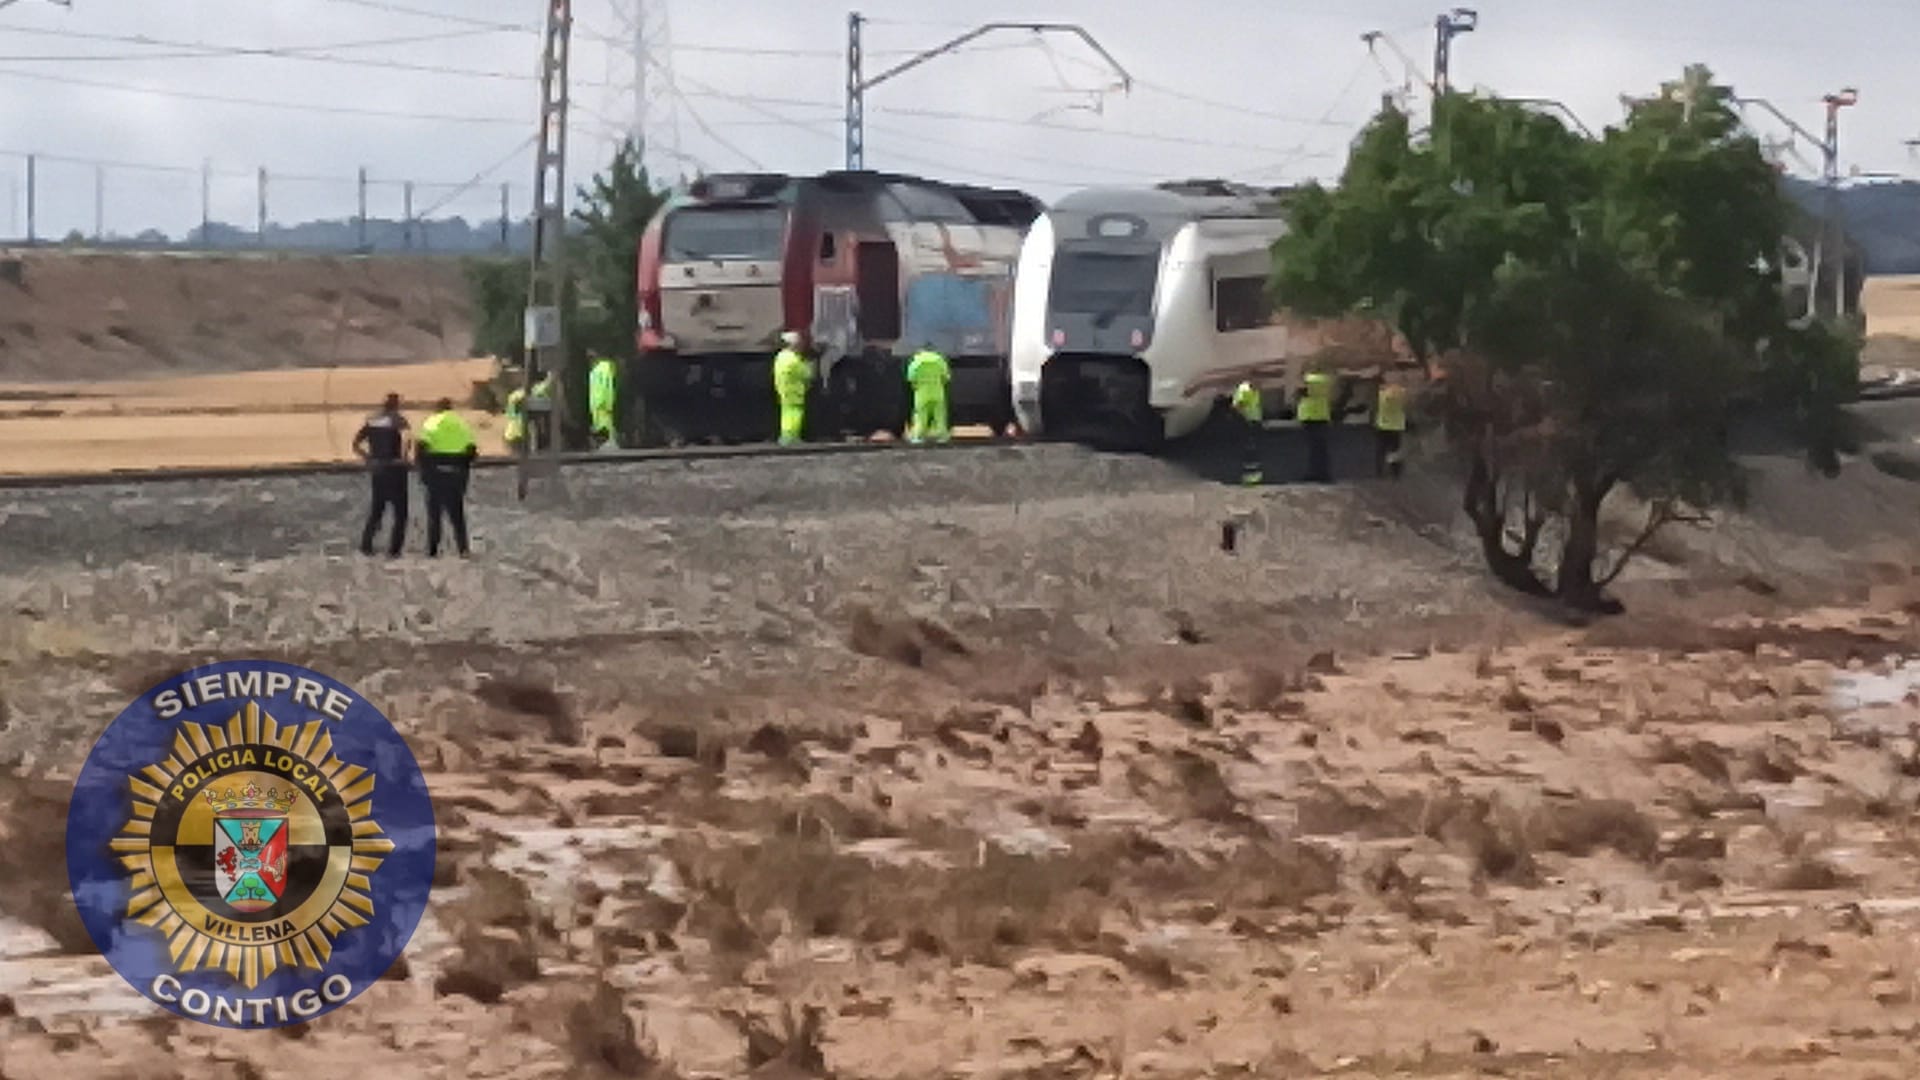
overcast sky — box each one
[0,0,1907,239]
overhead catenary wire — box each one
[412,134,540,219]
[0,23,611,84]
[0,23,511,62]
[660,82,768,171]
[1246,55,1381,178]
[0,66,532,125]
[673,88,1321,157]
[323,0,529,33]
[0,144,537,193]
[671,75,1135,190]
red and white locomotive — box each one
[633,170,1041,445]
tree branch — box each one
[1595,499,1708,588]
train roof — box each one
[1048,180,1293,223]
[671,170,1041,227]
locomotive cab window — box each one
[819,232,837,263]
[663,206,787,262]
[1215,275,1272,332]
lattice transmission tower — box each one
[604,0,684,178]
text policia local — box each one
[153,670,354,723]
[151,973,352,1026]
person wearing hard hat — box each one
[905,341,952,445]
[1296,361,1335,483]
[588,356,617,449]
[1231,379,1263,486]
[415,397,478,558]
[772,331,813,446]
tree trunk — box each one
[1463,454,1552,596]
[1555,478,1621,613]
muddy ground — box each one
[5,421,1920,1077]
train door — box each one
[855,242,902,341]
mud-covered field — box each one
[6,423,1920,1078]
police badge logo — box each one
[66,661,436,1028]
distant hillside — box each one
[0,251,473,380]
[41,216,537,257]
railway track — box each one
[9,380,1914,493]
[0,432,1031,491]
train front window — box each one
[664,206,787,262]
[1049,249,1160,321]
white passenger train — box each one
[1009,181,1407,447]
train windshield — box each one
[663,206,787,262]
[1048,248,1161,320]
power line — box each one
[876,103,1316,155]
[1129,74,1371,127]
[0,145,532,191]
[672,75,1126,189]
[1245,56,1379,178]
[414,135,540,218]
[323,0,529,33]
[0,66,532,124]
[677,88,1319,157]
[861,120,1168,180]
[658,78,767,170]
[0,24,508,62]
[0,24,607,83]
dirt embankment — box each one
[1,428,1920,1075]
[0,250,475,380]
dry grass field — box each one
[1867,275,1920,340]
[0,358,500,475]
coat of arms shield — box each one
[207,783,293,913]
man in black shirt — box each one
[351,393,411,557]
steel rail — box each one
[0,434,1028,491]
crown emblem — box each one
[202,781,296,816]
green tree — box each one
[1272,67,1858,611]
[464,137,668,446]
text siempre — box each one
[154,669,354,723]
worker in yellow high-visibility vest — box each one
[588,357,617,448]
[1373,374,1409,479]
[528,371,554,451]
[905,343,951,444]
[1231,379,1262,486]
[503,386,527,454]
[1296,363,1335,483]
[416,397,477,558]
[772,331,813,446]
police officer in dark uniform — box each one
[351,392,410,557]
